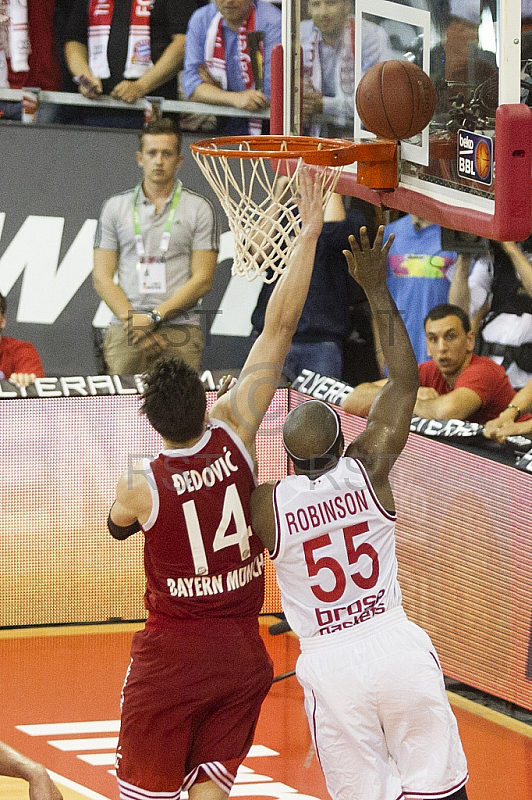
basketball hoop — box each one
[190,135,396,283]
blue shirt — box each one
[251,208,367,344]
[384,215,457,363]
[182,0,282,100]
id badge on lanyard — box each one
[137,255,167,293]
[133,182,182,294]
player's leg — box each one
[296,638,404,800]
[379,619,468,798]
[116,628,194,797]
[189,779,229,800]
[184,637,273,794]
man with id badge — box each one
[93,118,219,374]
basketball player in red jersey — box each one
[106,168,325,800]
[251,227,470,800]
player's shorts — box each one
[296,607,468,800]
[116,613,273,800]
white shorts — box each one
[296,607,468,800]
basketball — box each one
[355,60,436,140]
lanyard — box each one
[133,180,182,259]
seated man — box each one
[342,303,515,424]
[0,293,45,388]
[301,0,393,138]
[182,0,282,134]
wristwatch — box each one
[146,309,162,330]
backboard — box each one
[271,0,532,239]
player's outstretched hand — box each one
[343,226,394,290]
[295,167,325,240]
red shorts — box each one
[116,614,273,798]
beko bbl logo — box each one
[457,129,493,184]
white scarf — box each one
[204,7,262,135]
[305,16,355,129]
[0,0,30,87]
[88,0,152,81]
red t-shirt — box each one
[142,419,265,619]
[7,1,62,90]
[418,353,515,425]
[0,336,45,379]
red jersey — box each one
[7,1,62,90]
[0,336,45,380]
[418,353,515,425]
[141,419,265,619]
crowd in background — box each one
[1,5,532,797]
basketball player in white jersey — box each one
[251,226,469,800]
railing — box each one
[0,88,270,123]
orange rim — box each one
[190,135,395,167]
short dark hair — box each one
[424,303,470,333]
[140,357,206,443]
[0,293,6,317]
[138,118,182,153]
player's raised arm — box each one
[343,227,419,507]
[210,167,324,453]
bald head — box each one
[283,400,343,472]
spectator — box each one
[380,213,461,366]
[250,193,371,382]
[0,292,45,388]
[342,302,515,423]
[106,169,325,800]
[483,376,532,442]
[63,0,202,126]
[441,0,487,84]
[301,0,393,138]
[450,238,532,390]
[250,227,469,800]
[0,739,62,799]
[414,0,496,117]
[54,0,79,97]
[144,0,208,106]
[93,118,219,375]
[182,0,282,134]
[0,0,62,122]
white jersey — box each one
[271,456,402,641]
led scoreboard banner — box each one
[1,387,531,713]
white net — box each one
[191,139,344,282]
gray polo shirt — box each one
[94,182,219,326]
